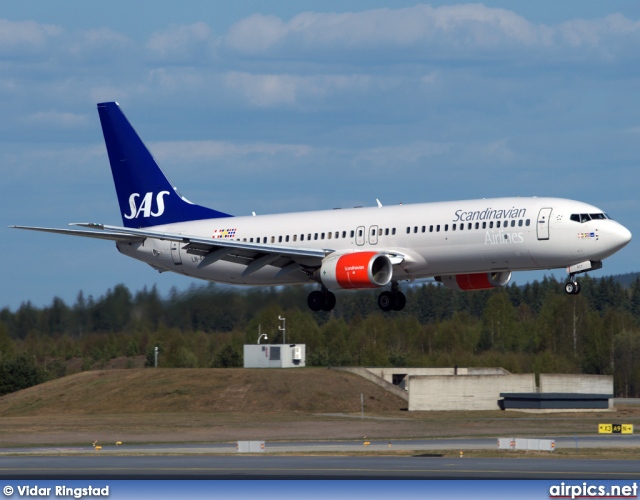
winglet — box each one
[97,102,232,228]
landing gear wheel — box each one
[564,281,581,295]
[308,290,324,311]
[378,291,394,312]
[392,291,406,311]
[322,291,336,312]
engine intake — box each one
[435,271,511,291]
[320,252,393,290]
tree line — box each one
[1,273,640,397]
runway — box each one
[1,435,639,479]
[1,454,639,479]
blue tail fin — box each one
[97,102,232,228]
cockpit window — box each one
[570,212,609,223]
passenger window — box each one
[350,230,355,238]
[378,229,382,236]
[327,232,332,240]
[336,231,340,238]
[460,223,464,231]
[301,234,304,241]
[293,235,297,242]
[406,227,410,234]
[314,233,318,240]
[371,229,375,236]
[392,228,396,235]
[358,229,363,237]
[286,236,290,242]
[482,222,486,229]
[525,219,530,226]
[444,224,448,231]
[278,236,282,243]
[263,237,267,243]
[271,236,275,243]
[422,226,426,233]
[414,226,418,233]
[342,231,347,238]
[475,222,479,230]
[385,228,389,236]
[497,221,501,228]
[489,221,494,229]
[429,225,433,233]
[308,234,311,240]
[518,220,523,227]
[321,233,325,239]
[437,225,440,232]
[511,220,515,227]
[452,224,456,231]
[250,238,254,243]
[468,223,472,230]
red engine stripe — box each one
[455,273,492,290]
[335,252,378,289]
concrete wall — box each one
[365,367,510,392]
[539,374,613,395]
[408,374,536,411]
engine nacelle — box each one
[435,271,511,291]
[319,252,393,290]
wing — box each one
[13,223,332,278]
[88,223,334,277]
[10,225,145,243]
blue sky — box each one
[2,1,639,310]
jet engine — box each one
[319,252,393,290]
[435,271,511,291]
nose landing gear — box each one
[564,279,581,295]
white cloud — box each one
[150,140,312,163]
[146,22,214,60]
[25,111,88,127]
[225,5,546,55]
[147,68,206,93]
[224,71,371,107]
[353,141,452,168]
[224,5,640,63]
[67,28,131,59]
[0,19,62,53]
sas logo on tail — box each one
[124,191,170,219]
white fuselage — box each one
[116,196,631,287]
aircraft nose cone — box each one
[611,223,632,251]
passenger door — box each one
[537,208,552,240]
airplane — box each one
[12,102,632,312]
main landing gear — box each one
[307,288,336,312]
[378,282,406,312]
[307,283,407,312]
